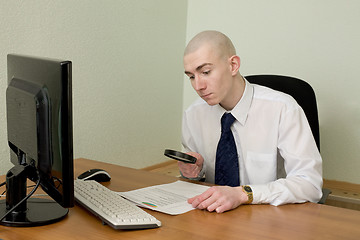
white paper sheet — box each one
[117,180,210,215]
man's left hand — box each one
[188,186,249,213]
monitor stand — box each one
[0,164,68,227]
[0,198,68,227]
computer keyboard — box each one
[74,179,161,230]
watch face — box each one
[244,186,252,192]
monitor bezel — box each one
[5,54,74,208]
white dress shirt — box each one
[182,79,323,206]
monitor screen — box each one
[0,54,74,227]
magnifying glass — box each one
[164,149,197,164]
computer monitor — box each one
[0,54,74,227]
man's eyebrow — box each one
[184,63,213,75]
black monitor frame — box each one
[0,54,74,227]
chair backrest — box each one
[245,75,320,151]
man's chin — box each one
[204,99,219,106]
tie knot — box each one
[221,113,236,132]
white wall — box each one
[2,0,359,185]
[184,0,360,183]
[0,0,187,175]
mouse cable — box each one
[0,169,41,222]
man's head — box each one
[183,31,244,110]
[184,31,236,60]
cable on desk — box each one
[0,181,6,198]
[0,183,49,198]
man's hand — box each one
[178,152,204,178]
[188,186,249,213]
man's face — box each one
[184,44,234,107]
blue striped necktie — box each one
[215,113,240,187]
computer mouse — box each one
[77,169,111,182]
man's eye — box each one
[203,71,210,75]
[189,76,195,80]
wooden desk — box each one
[1,158,360,240]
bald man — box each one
[179,31,323,213]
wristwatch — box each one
[241,185,253,204]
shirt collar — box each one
[232,78,253,125]
[214,78,253,126]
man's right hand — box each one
[178,152,204,178]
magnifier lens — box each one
[164,149,197,164]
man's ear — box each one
[229,55,241,76]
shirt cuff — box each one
[180,165,205,181]
[250,184,285,206]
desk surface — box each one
[1,158,360,240]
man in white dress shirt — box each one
[179,30,323,213]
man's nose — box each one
[193,76,206,91]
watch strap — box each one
[241,185,253,204]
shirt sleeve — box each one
[250,105,323,206]
[181,111,206,180]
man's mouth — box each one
[201,93,212,98]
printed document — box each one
[118,180,210,215]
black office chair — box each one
[245,74,330,204]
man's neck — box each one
[220,75,246,111]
